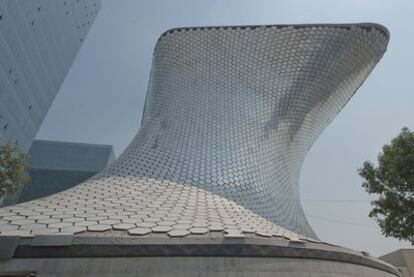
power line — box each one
[306,214,377,229]
[302,199,372,203]
[269,198,373,203]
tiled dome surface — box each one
[0,176,308,240]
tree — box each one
[0,143,30,198]
[359,127,414,245]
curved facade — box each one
[0,23,397,277]
[0,23,388,239]
[105,23,388,238]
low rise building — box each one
[2,140,115,206]
[380,249,414,277]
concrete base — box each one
[0,257,398,277]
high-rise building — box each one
[0,0,102,152]
[0,24,398,276]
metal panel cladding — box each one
[0,24,389,240]
[107,24,388,238]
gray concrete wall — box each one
[0,257,399,277]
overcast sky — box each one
[37,0,414,256]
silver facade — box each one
[107,24,388,238]
[0,0,101,152]
[0,24,388,240]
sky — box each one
[37,0,414,256]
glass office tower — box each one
[0,0,102,152]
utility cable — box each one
[306,214,377,229]
[302,199,372,203]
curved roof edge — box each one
[157,23,389,42]
[8,236,399,276]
